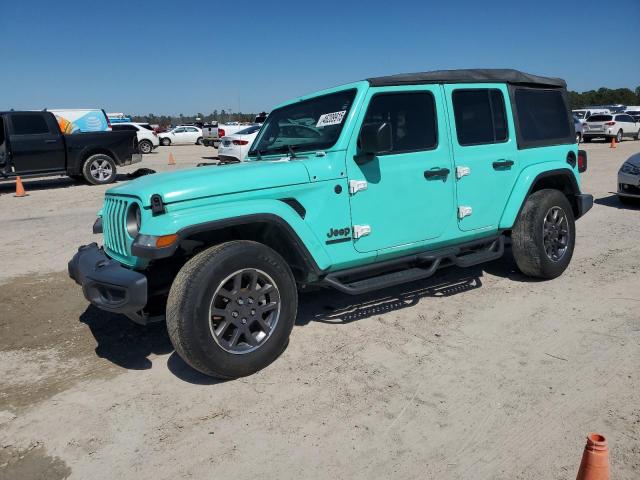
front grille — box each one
[103,196,130,256]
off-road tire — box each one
[139,139,153,154]
[166,241,298,378]
[82,154,117,185]
[161,137,171,146]
[511,189,575,279]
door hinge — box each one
[458,206,473,219]
[456,166,471,179]
[348,179,368,195]
[352,225,371,239]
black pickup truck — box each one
[0,111,141,185]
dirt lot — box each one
[1,142,639,480]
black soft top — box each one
[367,69,566,89]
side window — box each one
[11,114,50,135]
[514,88,571,145]
[174,128,185,133]
[361,92,437,154]
[452,89,508,146]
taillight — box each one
[232,140,249,145]
[218,128,225,137]
[578,149,587,173]
[604,121,616,126]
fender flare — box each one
[499,167,580,229]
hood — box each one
[625,152,640,168]
[107,160,310,206]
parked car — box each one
[574,115,583,143]
[69,69,592,379]
[206,123,254,148]
[625,108,640,122]
[572,108,610,121]
[617,152,640,204]
[583,113,640,143]
[202,123,218,147]
[217,125,261,162]
[112,122,159,154]
[158,126,202,146]
[0,111,140,185]
[48,108,111,133]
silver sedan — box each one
[618,152,640,204]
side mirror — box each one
[356,122,392,164]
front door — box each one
[347,86,455,253]
[443,84,519,232]
[8,113,65,174]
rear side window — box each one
[112,124,138,131]
[514,88,571,145]
[452,89,507,146]
[11,114,50,135]
[362,92,437,154]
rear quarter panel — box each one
[64,130,137,172]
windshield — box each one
[250,89,356,156]
[236,125,261,135]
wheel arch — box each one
[500,167,583,229]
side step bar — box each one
[321,235,504,295]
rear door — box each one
[443,84,518,232]
[347,85,455,252]
[7,113,65,173]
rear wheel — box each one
[82,154,117,185]
[575,132,581,144]
[583,136,592,143]
[635,129,640,140]
[139,139,153,154]
[616,130,623,143]
[166,241,298,379]
[511,189,575,279]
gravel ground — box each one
[0,141,639,480]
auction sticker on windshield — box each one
[316,110,346,128]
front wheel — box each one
[161,137,171,146]
[635,129,640,140]
[82,154,117,185]
[511,189,575,279]
[196,137,203,145]
[166,241,298,379]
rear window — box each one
[11,114,50,135]
[514,88,571,146]
[588,115,612,122]
[236,125,261,135]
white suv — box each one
[583,113,640,143]
[111,122,159,154]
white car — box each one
[158,126,203,146]
[618,152,640,204]
[111,122,159,154]
[572,108,610,121]
[217,125,261,162]
[583,113,640,143]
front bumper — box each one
[617,171,640,197]
[68,243,148,315]
[576,193,594,218]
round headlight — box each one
[126,203,141,237]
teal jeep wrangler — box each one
[69,69,593,378]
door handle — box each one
[492,160,514,169]
[424,168,450,179]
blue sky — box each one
[1,0,639,114]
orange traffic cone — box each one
[14,176,27,197]
[576,433,609,480]
[610,137,616,149]
[168,153,176,165]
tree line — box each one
[129,86,640,126]
[131,110,262,127]
[568,86,640,109]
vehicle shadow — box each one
[0,174,134,195]
[79,305,228,385]
[595,194,640,210]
